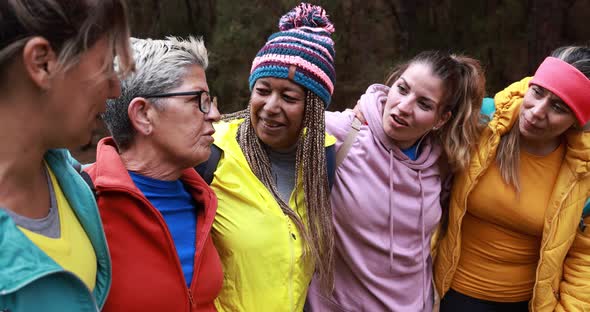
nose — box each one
[263,92,281,114]
[206,97,221,122]
[396,97,414,115]
[529,98,549,120]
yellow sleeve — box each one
[556,216,590,311]
[492,76,531,110]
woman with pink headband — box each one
[435,45,590,311]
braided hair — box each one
[223,90,334,291]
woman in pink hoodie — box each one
[307,51,486,311]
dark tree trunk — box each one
[386,0,417,55]
[526,0,573,72]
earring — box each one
[432,126,439,131]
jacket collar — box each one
[91,137,219,233]
[0,149,110,309]
[0,210,62,293]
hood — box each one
[490,77,531,137]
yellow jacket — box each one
[434,77,590,311]
[210,119,336,312]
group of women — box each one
[0,1,589,312]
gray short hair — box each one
[103,36,208,150]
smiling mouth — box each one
[392,114,409,127]
[261,118,284,129]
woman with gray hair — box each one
[84,36,222,312]
[0,1,133,312]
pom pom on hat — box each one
[249,2,336,107]
[279,3,335,34]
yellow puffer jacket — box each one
[210,119,336,312]
[434,77,590,311]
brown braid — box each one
[225,92,334,292]
[221,109,249,121]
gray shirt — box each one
[268,146,297,204]
[2,166,60,238]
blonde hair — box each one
[385,51,486,172]
[223,91,334,292]
[496,45,590,191]
[0,0,134,83]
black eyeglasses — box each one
[139,90,213,114]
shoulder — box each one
[325,110,356,141]
[44,149,90,192]
[212,119,243,152]
[45,149,78,168]
[488,77,531,134]
[213,119,243,138]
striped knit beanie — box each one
[249,3,336,107]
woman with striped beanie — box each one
[200,3,336,311]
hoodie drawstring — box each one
[389,150,396,273]
[418,170,427,310]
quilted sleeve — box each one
[556,214,590,311]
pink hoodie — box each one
[307,84,442,311]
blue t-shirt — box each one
[401,143,420,160]
[129,171,197,286]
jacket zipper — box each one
[530,178,579,310]
[188,288,195,307]
[101,187,196,311]
[286,216,295,312]
[442,152,493,293]
[68,168,112,310]
[441,133,503,293]
[136,194,194,311]
[441,181,474,293]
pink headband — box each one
[529,57,590,125]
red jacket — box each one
[85,137,223,312]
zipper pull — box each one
[291,233,296,240]
[188,288,195,307]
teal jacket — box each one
[0,149,111,312]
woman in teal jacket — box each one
[0,1,133,311]
[0,151,112,311]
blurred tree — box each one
[70,0,590,162]
[527,0,576,72]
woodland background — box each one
[72,0,590,162]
